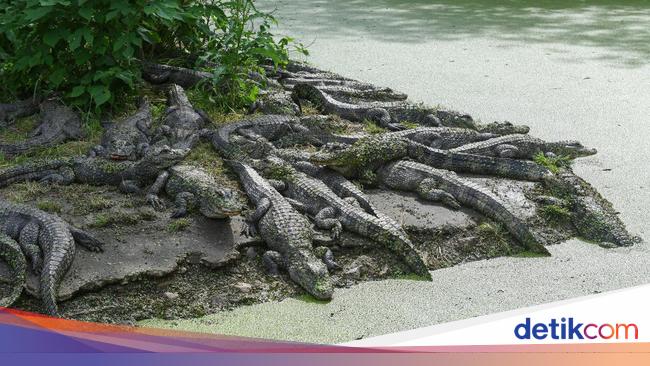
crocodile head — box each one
[142,144,188,169]
[287,249,334,300]
[105,136,139,161]
[201,187,244,218]
[548,140,597,158]
[310,136,408,176]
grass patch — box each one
[477,222,512,256]
[363,120,386,134]
[36,200,62,213]
[0,116,39,143]
[295,294,329,304]
[400,120,419,129]
[187,89,246,126]
[533,152,572,174]
[539,204,571,223]
[167,218,192,233]
[3,182,51,203]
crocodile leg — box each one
[416,178,461,209]
[262,250,284,276]
[146,170,169,210]
[0,233,26,308]
[366,108,405,131]
[314,246,339,271]
[495,144,519,158]
[68,226,103,252]
[40,167,75,185]
[171,192,196,218]
[314,207,343,239]
[243,198,271,237]
[18,221,43,274]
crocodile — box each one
[89,99,152,161]
[209,114,309,159]
[260,156,432,278]
[249,90,300,116]
[152,84,207,150]
[323,127,498,150]
[540,171,638,247]
[142,63,212,89]
[0,97,40,126]
[146,164,244,218]
[476,121,530,135]
[0,145,187,195]
[450,134,597,159]
[0,101,83,157]
[0,199,103,315]
[291,83,476,130]
[0,233,26,308]
[310,134,552,182]
[377,160,550,255]
[228,160,334,299]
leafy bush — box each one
[0,0,304,114]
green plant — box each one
[198,0,308,110]
[167,217,191,232]
[539,204,571,223]
[36,199,62,213]
[363,120,386,134]
[533,152,572,174]
[0,0,303,115]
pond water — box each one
[143,1,650,343]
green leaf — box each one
[78,7,93,20]
[43,32,61,47]
[48,68,66,87]
[68,85,86,98]
[24,7,53,21]
[88,85,111,106]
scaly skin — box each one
[542,171,637,247]
[0,233,26,308]
[476,121,530,135]
[142,63,212,88]
[147,164,245,219]
[451,134,597,159]
[327,127,498,150]
[0,200,103,316]
[377,160,549,255]
[0,101,83,157]
[210,114,307,158]
[311,135,552,182]
[229,161,334,300]
[0,97,40,126]
[0,145,187,194]
[153,84,207,150]
[250,90,300,116]
[291,83,476,130]
[262,157,431,278]
[90,99,152,161]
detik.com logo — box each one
[514,317,638,340]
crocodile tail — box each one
[0,233,26,308]
[0,159,68,187]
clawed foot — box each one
[241,221,258,238]
[146,194,165,211]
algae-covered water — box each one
[141,0,650,343]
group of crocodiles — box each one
[0,61,637,316]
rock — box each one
[234,282,252,293]
[164,292,179,300]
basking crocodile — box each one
[0,145,187,195]
[311,135,552,182]
[147,164,244,218]
[261,157,432,278]
[249,90,300,116]
[210,114,309,159]
[0,233,26,308]
[476,121,530,135]
[142,63,211,89]
[0,97,40,126]
[540,171,637,247]
[229,160,334,299]
[377,160,549,255]
[152,84,207,150]
[451,134,597,159]
[325,127,498,150]
[89,99,152,161]
[0,199,103,315]
[0,101,83,157]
